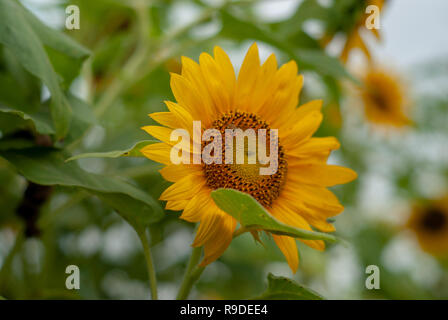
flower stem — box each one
[136,227,158,300]
[176,246,205,300]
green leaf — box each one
[0,105,54,135]
[254,273,324,300]
[22,8,90,60]
[22,1,89,85]
[0,0,73,139]
[211,188,338,242]
[63,94,96,145]
[66,140,157,162]
[0,148,164,228]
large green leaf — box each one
[0,105,54,135]
[22,8,90,60]
[0,51,42,111]
[254,273,324,300]
[0,95,93,147]
[0,148,163,228]
[66,140,156,162]
[0,0,86,139]
[63,94,96,145]
[211,188,338,242]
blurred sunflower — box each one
[141,44,357,272]
[321,0,385,64]
[408,198,448,256]
[359,67,411,127]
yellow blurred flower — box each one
[408,197,448,256]
[359,67,411,127]
[321,0,385,64]
[141,44,357,272]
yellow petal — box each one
[180,189,212,223]
[283,111,323,148]
[272,203,325,251]
[142,126,174,144]
[170,73,211,123]
[235,43,261,109]
[142,125,197,153]
[192,211,221,247]
[213,46,236,104]
[258,60,301,125]
[164,101,195,134]
[199,52,233,114]
[288,164,357,187]
[250,54,278,113]
[341,30,371,63]
[140,142,172,165]
[159,172,205,201]
[286,184,344,213]
[290,137,340,158]
[149,112,180,128]
[199,213,236,266]
[272,235,299,273]
[276,192,338,232]
[160,164,201,182]
[268,75,303,128]
[279,191,341,221]
[165,199,189,211]
[293,100,323,121]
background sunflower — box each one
[357,67,411,127]
[408,198,448,256]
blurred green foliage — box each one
[0,0,447,300]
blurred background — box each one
[0,0,447,299]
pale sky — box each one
[372,0,448,67]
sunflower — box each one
[321,0,385,64]
[358,67,410,127]
[140,44,357,273]
[408,198,448,256]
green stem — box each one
[176,246,205,300]
[136,227,158,300]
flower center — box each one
[368,87,389,111]
[421,207,447,232]
[202,111,287,207]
